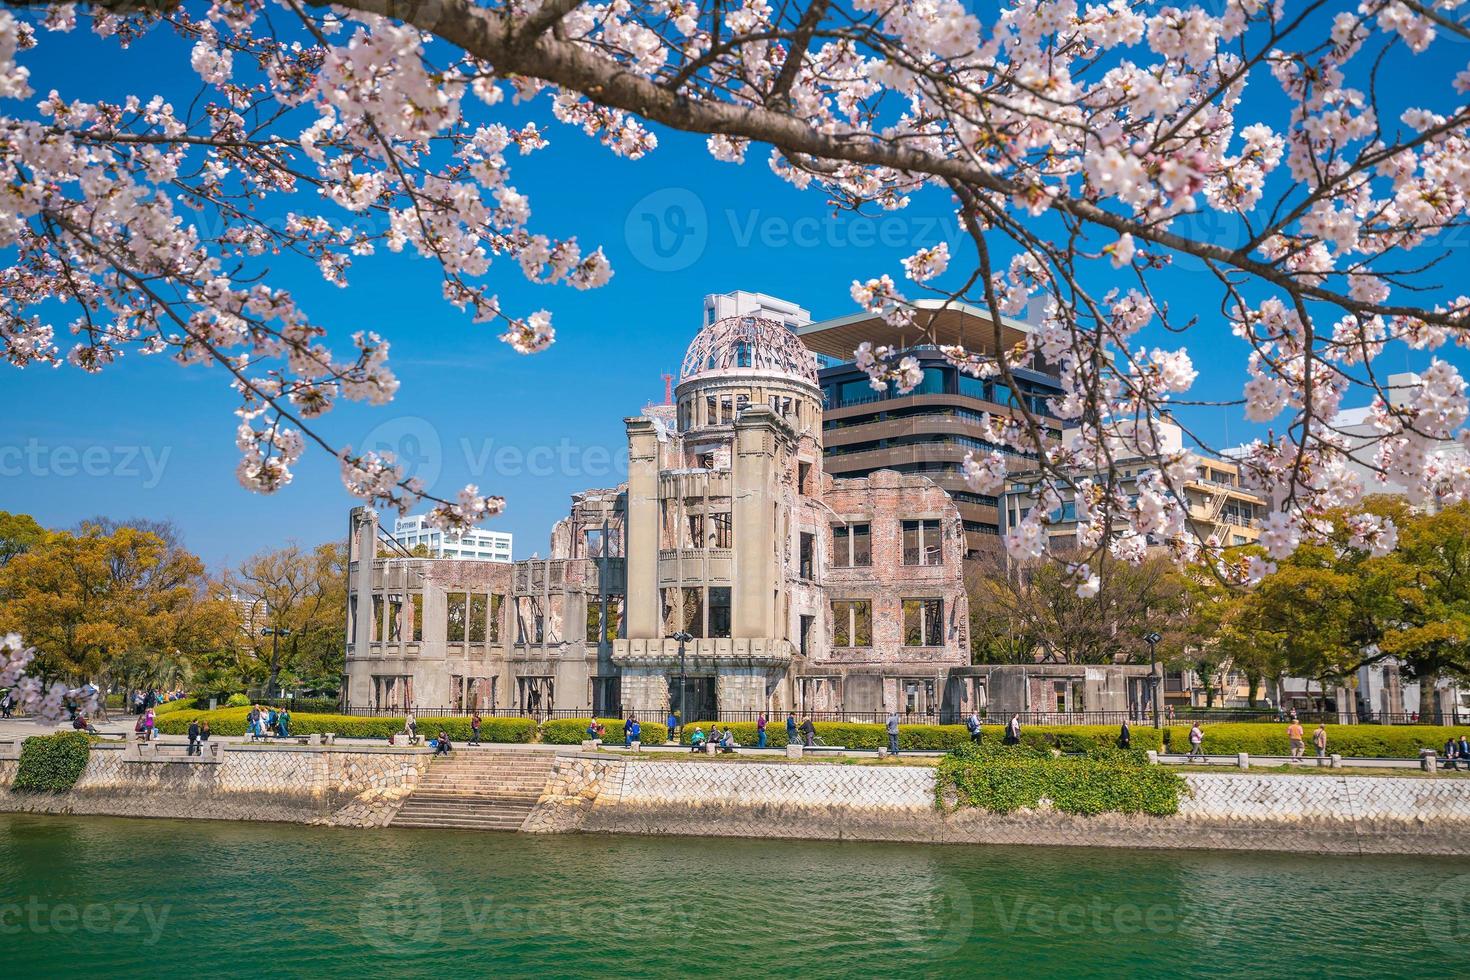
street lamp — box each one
[1144,631,1163,730]
[671,630,693,739]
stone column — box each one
[624,418,661,641]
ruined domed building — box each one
[343,314,976,721]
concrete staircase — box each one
[391,750,556,831]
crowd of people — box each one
[246,705,292,741]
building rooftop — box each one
[796,299,1036,360]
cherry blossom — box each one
[0,633,99,725]
[0,0,1464,586]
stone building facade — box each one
[343,315,972,719]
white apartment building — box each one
[392,515,513,562]
[702,290,811,331]
[1330,371,1467,498]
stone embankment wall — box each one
[526,756,1470,855]
[8,743,1470,854]
[0,743,432,825]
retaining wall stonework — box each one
[526,758,1470,855]
[8,745,1470,855]
[0,744,432,825]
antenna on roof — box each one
[662,372,674,405]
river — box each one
[0,814,1463,977]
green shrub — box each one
[224,693,251,708]
[542,718,668,745]
[937,744,1184,816]
[13,732,92,792]
[1161,723,1458,758]
[154,708,536,743]
[541,716,677,745]
[153,697,207,715]
[673,721,1161,753]
[281,698,338,714]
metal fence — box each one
[233,702,1468,727]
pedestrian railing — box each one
[289,704,1470,727]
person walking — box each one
[1003,714,1021,746]
[187,718,201,756]
[143,706,156,741]
[279,707,291,738]
[965,711,982,745]
[628,716,641,748]
[1119,719,1132,750]
[886,710,900,757]
[786,713,798,745]
[1313,724,1328,761]
[624,714,636,748]
[756,712,768,749]
[0,690,12,719]
[667,710,679,745]
[200,720,211,745]
[469,711,482,746]
[1287,719,1305,763]
[800,716,816,748]
[1186,722,1204,762]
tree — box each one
[1379,503,1470,721]
[0,521,226,695]
[0,2,1466,580]
[1219,498,1470,719]
[223,541,347,695]
[1180,555,1288,708]
[969,550,1190,665]
[0,511,45,568]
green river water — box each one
[0,813,1465,978]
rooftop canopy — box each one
[795,299,1036,361]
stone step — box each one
[392,818,526,831]
[416,789,543,799]
[393,799,532,816]
[423,764,552,769]
[393,812,527,824]
[395,803,533,819]
[387,753,560,830]
[432,782,548,787]
[423,763,554,774]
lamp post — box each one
[671,630,693,738]
[1144,631,1163,730]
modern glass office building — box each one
[797,301,1064,554]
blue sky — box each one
[3,13,1469,569]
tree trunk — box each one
[1246,672,1261,708]
[1421,672,1440,725]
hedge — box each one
[13,732,92,791]
[153,698,207,716]
[542,718,669,745]
[154,707,536,743]
[676,721,1162,753]
[1161,723,1464,758]
[937,744,1185,816]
